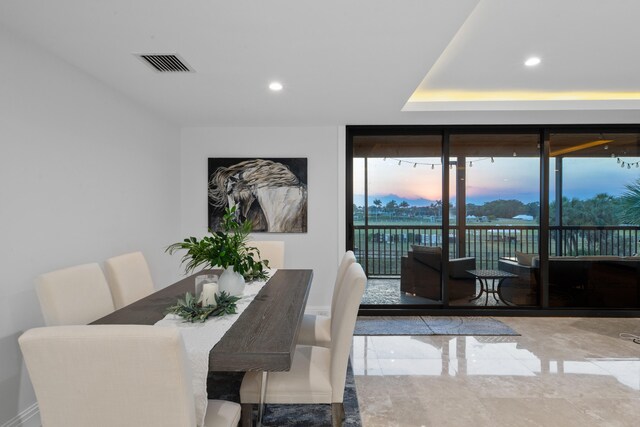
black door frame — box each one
[347,124,640,317]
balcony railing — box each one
[354,224,640,277]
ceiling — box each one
[2,0,640,126]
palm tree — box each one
[373,199,382,221]
[620,178,640,225]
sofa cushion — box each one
[515,251,539,267]
[411,245,442,255]
[449,257,476,279]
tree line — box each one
[356,177,640,225]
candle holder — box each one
[195,274,218,304]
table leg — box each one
[496,278,514,306]
[484,279,490,305]
[491,279,500,303]
[469,278,485,302]
[257,371,269,427]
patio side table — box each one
[466,269,518,306]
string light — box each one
[381,156,494,170]
[614,156,640,170]
[382,155,639,173]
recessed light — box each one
[524,56,541,67]
[269,81,283,91]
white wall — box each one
[0,30,181,426]
[180,127,345,312]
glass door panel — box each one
[548,132,640,308]
[449,133,541,308]
[352,134,443,305]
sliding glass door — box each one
[449,133,540,308]
[352,133,443,306]
[347,126,640,314]
[548,132,640,308]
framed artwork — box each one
[208,158,308,233]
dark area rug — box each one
[207,361,361,426]
[354,316,519,336]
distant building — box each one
[513,214,534,221]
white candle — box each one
[201,282,219,307]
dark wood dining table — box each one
[92,268,313,372]
[93,268,313,426]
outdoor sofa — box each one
[400,246,476,300]
[498,254,640,307]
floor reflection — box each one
[353,317,640,426]
[352,322,640,391]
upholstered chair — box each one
[246,240,285,269]
[297,250,357,347]
[239,262,366,427]
[19,325,241,427]
[35,263,115,326]
[104,251,155,309]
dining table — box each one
[92,268,314,426]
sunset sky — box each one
[353,156,640,207]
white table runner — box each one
[154,270,275,426]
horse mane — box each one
[208,159,302,208]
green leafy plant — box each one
[165,291,241,323]
[166,206,269,281]
[620,178,640,225]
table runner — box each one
[154,270,276,426]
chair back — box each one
[330,262,366,401]
[105,251,155,309]
[19,325,196,427]
[330,251,357,318]
[36,263,114,326]
[247,240,285,269]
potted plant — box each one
[166,206,269,295]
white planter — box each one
[218,266,245,296]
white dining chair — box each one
[35,263,115,326]
[297,250,357,347]
[104,251,155,309]
[246,240,285,269]
[19,325,241,427]
[239,262,366,427]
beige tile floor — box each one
[352,317,640,427]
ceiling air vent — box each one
[136,54,193,72]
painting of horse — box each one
[208,158,307,233]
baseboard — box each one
[1,403,40,427]
[304,305,329,316]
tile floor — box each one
[352,317,640,426]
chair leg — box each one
[241,403,253,427]
[331,402,344,427]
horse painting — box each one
[208,158,307,233]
